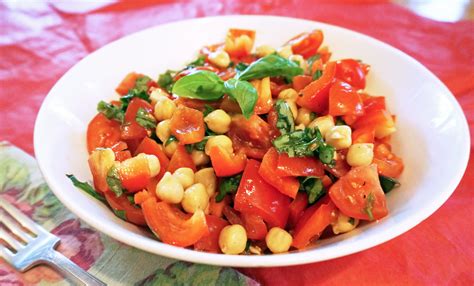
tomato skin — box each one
[288,192,309,229]
[352,126,376,144]
[352,109,395,136]
[276,153,325,177]
[329,164,388,220]
[208,194,230,218]
[209,146,247,177]
[373,143,404,178]
[170,106,205,145]
[174,97,221,111]
[118,154,151,192]
[293,75,312,92]
[167,145,197,173]
[328,80,364,117]
[115,72,144,96]
[259,148,299,199]
[87,113,121,153]
[224,28,256,58]
[287,29,324,58]
[234,159,291,228]
[135,137,170,181]
[292,197,336,249]
[104,192,146,226]
[266,107,281,139]
[194,215,229,253]
[110,141,132,162]
[335,59,366,89]
[241,213,268,240]
[363,96,386,114]
[297,61,337,113]
[121,98,153,141]
[136,191,208,247]
[228,115,273,159]
[324,151,351,178]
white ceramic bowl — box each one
[34,15,470,267]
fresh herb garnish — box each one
[348,217,355,225]
[165,135,178,146]
[272,127,324,157]
[97,101,124,123]
[364,192,375,221]
[318,144,335,165]
[135,107,157,129]
[379,175,400,193]
[223,78,258,119]
[158,70,175,93]
[236,54,303,81]
[113,209,127,220]
[274,99,295,135]
[194,137,209,151]
[186,55,206,68]
[203,104,215,117]
[307,54,321,70]
[216,174,242,202]
[312,69,323,80]
[172,70,225,101]
[129,76,152,95]
[120,90,151,111]
[66,174,106,202]
[299,177,325,204]
[235,62,249,73]
[106,165,124,197]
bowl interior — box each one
[34,15,469,267]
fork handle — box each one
[44,250,106,286]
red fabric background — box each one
[1,1,472,285]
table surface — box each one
[1,1,473,285]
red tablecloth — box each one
[1,1,473,285]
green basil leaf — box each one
[66,174,106,202]
[172,70,225,100]
[97,101,124,123]
[106,166,124,197]
[273,127,323,157]
[312,69,323,80]
[300,177,325,204]
[158,70,175,93]
[186,55,206,68]
[165,135,178,146]
[379,175,401,193]
[216,174,242,202]
[236,54,303,81]
[318,144,335,165]
[275,100,295,135]
[307,54,321,70]
[203,104,215,117]
[113,209,127,220]
[194,136,210,151]
[120,90,150,112]
[135,107,157,129]
[130,76,152,95]
[223,78,258,119]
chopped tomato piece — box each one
[329,164,388,220]
[104,192,146,226]
[335,59,366,89]
[209,194,230,218]
[292,197,336,249]
[110,141,132,162]
[170,106,205,145]
[121,98,153,141]
[373,143,404,178]
[266,107,281,139]
[87,113,121,153]
[293,75,312,92]
[135,137,170,180]
[234,159,291,228]
[241,213,268,240]
[228,114,273,159]
[115,72,144,96]
[363,96,386,113]
[251,77,273,114]
[136,191,208,247]
[219,95,242,113]
[224,28,256,58]
[167,145,196,173]
[270,80,291,97]
[317,46,332,63]
[174,97,221,111]
[194,215,229,253]
[118,154,151,192]
[297,61,337,113]
[209,146,247,177]
[353,109,395,138]
[222,205,243,225]
[276,153,325,177]
[286,29,324,58]
[324,151,351,178]
[352,126,376,144]
[259,148,299,199]
[288,192,309,229]
[328,80,364,117]
[173,66,219,81]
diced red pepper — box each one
[170,105,205,145]
[209,146,247,177]
[117,154,151,192]
[194,215,229,253]
[104,192,146,226]
[373,143,404,178]
[241,213,268,240]
[276,153,325,177]
[224,28,256,58]
[252,77,273,115]
[328,80,364,117]
[335,59,366,89]
[288,192,309,229]
[167,145,197,173]
[121,98,153,141]
[228,114,273,159]
[135,137,170,181]
[293,75,313,92]
[363,96,386,114]
[259,148,299,199]
[352,126,376,144]
[286,29,324,58]
[87,113,122,153]
[115,72,144,96]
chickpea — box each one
[346,143,374,167]
[191,150,210,166]
[308,115,335,137]
[278,88,298,101]
[277,45,293,59]
[256,45,276,58]
[181,183,209,214]
[265,227,293,254]
[164,141,178,158]
[204,135,233,155]
[286,100,298,119]
[155,119,171,143]
[332,212,359,234]
[149,88,169,105]
[156,172,184,204]
[325,125,352,150]
[173,167,194,189]
[295,107,313,126]
[204,109,231,134]
[154,97,176,121]
[219,225,247,255]
[194,167,217,197]
[143,154,160,177]
[208,50,231,68]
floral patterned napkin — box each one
[0,142,258,286]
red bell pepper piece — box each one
[373,143,404,178]
[363,96,386,114]
[276,152,325,177]
[209,146,247,177]
[259,148,299,199]
[335,59,366,89]
[104,192,146,226]
[252,77,273,115]
[297,61,337,113]
[328,80,364,117]
[167,145,197,173]
[121,98,153,140]
[115,72,144,96]
[117,153,151,192]
[352,109,395,138]
[352,126,376,144]
[286,29,324,58]
[224,28,256,58]
[288,192,309,229]
[194,215,229,253]
[292,75,312,92]
[169,105,205,145]
[87,113,121,153]
[135,137,169,181]
[234,159,290,228]
[241,213,268,240]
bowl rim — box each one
[34,15,470,267]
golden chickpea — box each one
[265,227,293,254]
[219,225,247,255]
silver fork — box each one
[0,199,106,286]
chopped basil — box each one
[172,70,225,101]
[194,137,209,151]
[130,76,152,95]
[127,195,135,205]
[203,104,215,117]
[379,175,401,193]
[106,166,124,197]
[335,117,347,126]
[186,55,206,68]
[348,217,355,225]
[185,144,194,153]
[66,174,105,202]
[223,78,258,119]
[236,54,303,81]
[97,101,124,123]
[272,127,323,157]
[307,54,321,70]
[216,174,242,202]
[165,135,178,146]
[158,70,175,93]
[312,69,323,80]
[300,177,325,204]
[135,107,157,129]
[113,209,127,220]
[120,90,151,112]
[235,62,249,72]
[275,100,295,135]
[364,192,375,221]
[318,144,335,165]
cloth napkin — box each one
[0,1,473,285]
[0,142,258,285]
